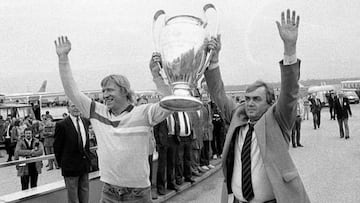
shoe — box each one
[192,171,201,177]
[297,144,304,147]
[176,180,183,185]
[168,184,180,192]
[198,167,207,173]
[47,167,54,171]
[151,188,158,200]
[292,144,297,148]
[212,154,218,160]
[345,136,350,139]
[157,188,166,195]
[201,165,210,170]
[184,178,195,184]
[208,164,215,169]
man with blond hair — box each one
[55,37,171,202]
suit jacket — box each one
[309,97,321,113]
[153,119,169,147]
[334,97,352,119]
[14,137,44,176]
[205,60,310,203]
[54,116,91,177]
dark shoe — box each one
[292,144,297,148]
[157,188,166,195]
[345,136,350,139]
[151,188,158,200]
[192,171,201,177]
[168,184,180,192]
[297,144,304,147]
[184,178,195,184]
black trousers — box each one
[312,111,321,128]
[211,122,225,156]
[21,163,38,190]
[4,138,15,161]
[291,116,302,146]
[156,136,177,190]
[175,137,192,183]
[200,140,211,166]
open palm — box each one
[55,36,71,56]
[276,9,300,45]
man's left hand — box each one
[276,9,300,56]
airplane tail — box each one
[38,80,47,92]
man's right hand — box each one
[55,36,71,58]
[149,52,162,78]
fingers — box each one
[292,10,296,25]
[296,15,300,28]
[276,21,281,32]
[286,9,290,24]
[281,11,285,25]
[55,36,70,46]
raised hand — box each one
[276,9,300,55]
[55,36,71,57]
[207,34,221,64]
[149,52,162,78]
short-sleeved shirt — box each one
[89,101,170,188]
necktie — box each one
[241,123,255,201]
[173,113,180,136]
[182,112,189,135]
[76,117,84,149]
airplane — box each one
[0,80,47,104]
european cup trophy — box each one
[152,4,218,111]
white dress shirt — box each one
[231,124,275,202]
[69,115,86,148]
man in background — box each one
[54,101,91,203]
[334,92,352,139]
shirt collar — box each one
[109,104,134,115]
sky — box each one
[0,0,360,94]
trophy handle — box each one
[195,4,219,80]
[152,10,166,69]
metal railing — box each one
[0,146,98,168]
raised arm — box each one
[149,52,172,96]
[55,36,91,118]
[274,9,301,131]
[204,35,237,124]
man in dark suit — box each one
[309,95,322,129]
[154,119,179,195]
[54,101,91,203]
[334,92,352,139]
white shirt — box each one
[231,124,275,202]
[69,115,86,148]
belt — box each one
[234,198,276,203]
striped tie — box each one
[241,123,254,201]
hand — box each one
[207,34,221,64]
[55,36,71,57]
[149,52,162,78]
[276,9,300,55]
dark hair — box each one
[136,96,148,103]
[24,127,33,134]
[246,80,275,105]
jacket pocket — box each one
[282,169,299,182]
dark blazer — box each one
[153,119,169,147]
[309,97,322,113]
[54,116,91,177]
[334,97,352,119]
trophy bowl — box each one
[153,4,218,112]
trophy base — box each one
[160,95,203,112]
